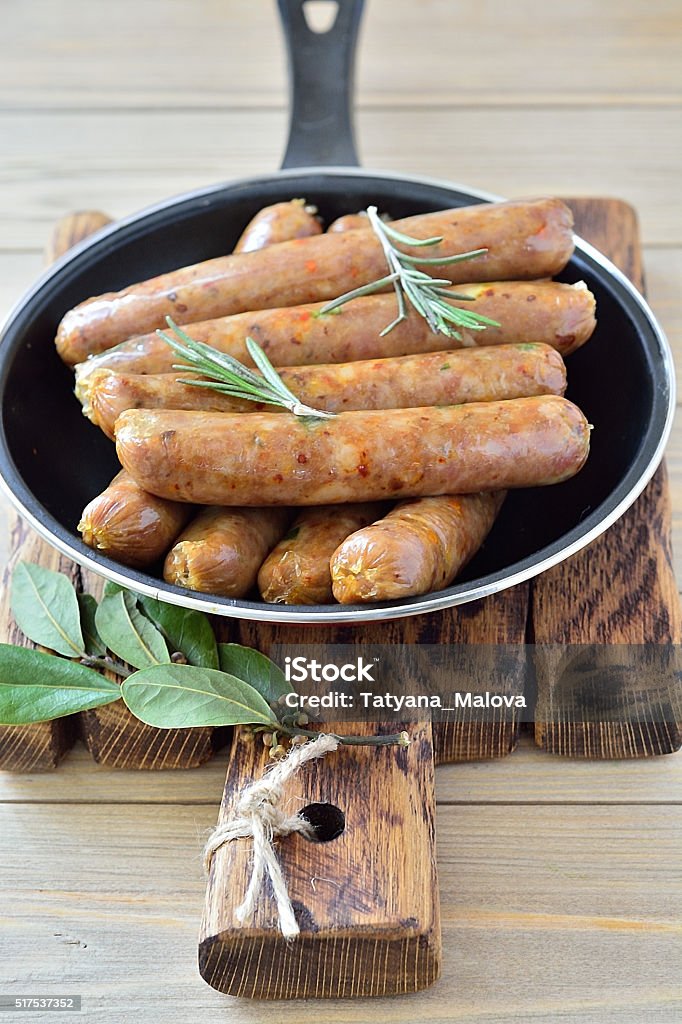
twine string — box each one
[203,733,340,938]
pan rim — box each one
[0,168,675,624]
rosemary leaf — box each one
[380,222,444,247]
[398,247,488,266]
[316,273,398,314]
[318,206,501,339]
[158,319,334,420]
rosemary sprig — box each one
[156,318,334,420]
[319,206,501,339]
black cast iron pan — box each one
[0,0,674,624]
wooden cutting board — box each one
[0,197,679,776]
[197,198,682,999]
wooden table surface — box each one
[1,3,681,1022]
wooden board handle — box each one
[199,722,441,998]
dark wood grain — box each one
[199,721,440,998]
[78,573,215,769]
[0,524,79,770]
[232,589,528,766]
[531,197,682,757]
[79,700,215,770]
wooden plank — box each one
[79,701,215,771]
[235,595,526,765]
[531,198,682,757]
[199,724,440,998]
[0,802,679,1022]
[2,734,682,805]
[1,0,681,110]
[1,107,682,247]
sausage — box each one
[327,212,369,232]
[59,197,321,369]
[258,503,386,605]
[115,396,591,507]
[234,199,321,253]
[80,368,269,437]
[330,493,506,603]
[80,343,567,440]
[56,197,574,364]
[163,506,289,596]
[74,279,594,386]
[77,470,193,568]
[328,211,396,233]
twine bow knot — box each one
[203,733,339,938]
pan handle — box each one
[277,0,364,169]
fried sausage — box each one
[56,198,574,364]
[115,396,591,507]
[81,343,567,440]
[163,506,289,597]
[74,279,594,387]
[327,212,369,232]
[77,470,193,568]
[234,199,321,253]
[258,503,385,605]
[60,197,320,370]
[330,493,506,603]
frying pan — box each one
[0,0,674,624]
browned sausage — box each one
[115,396,591,507]
[74,279,594,388]
[56,198,574,364]
[330,493,506,603]
[60,198,320,370]
[328,211,397,233]
[327,212,369,232]
[80,343,567,440]
[77,470,193,568]
[258,503,386,605]
[234,199,321,253]
[163,506,289,596]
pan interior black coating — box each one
[0,173,669,618]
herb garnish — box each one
[157,318,334,420]
[0,563,408,751]
[319,205,501,339]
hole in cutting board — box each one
[300,802,345,842]
[302,1,339,33]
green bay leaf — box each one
[0,644,120,724]
[77,593,106,657]
[218,643,293,703]
[10,562,85,658]
[121,664,278,729]
[138,597,218,669]
[95,590,169,670]
[103,580,124,597]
